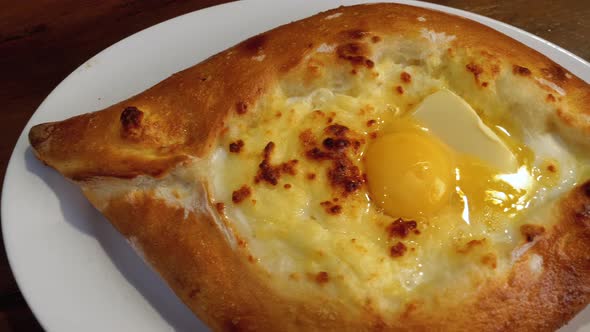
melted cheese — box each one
[208,36,582,313]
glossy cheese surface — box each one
[209,29,582,312]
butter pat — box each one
[413,89,517,173]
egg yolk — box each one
[364,131,454,219]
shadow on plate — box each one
[25,147,208,332]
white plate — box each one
[3,0,590,331]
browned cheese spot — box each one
[301,126,364,195]
[366,119,377,127]
[284,183,292,189]
[323,137,351,150]
[229,139,244,153]
[371,35,382,43]
[396,85,404,94]
[387,218,418,238]
[457,239,486,254]
[120,106,143,138]
[320,201,343,215]
[520,224,546,242]
[331,158,364,193]
[390,242,407,258]
[481,253,497,269]
[215,202,225,214]
[232,185,252,204]
[400,71,412,83]
[547,163,557,173]
[236,237,247,247]
[299,129,315,147]
[336,42,374,68]
[307,173,316,180]
[325,124,349,137]
[315,271,329,284]
[481,82,489,87]
[466,63,483,83]
[512,65,532,76]
[546,94,556,102]
[254,142,298,185]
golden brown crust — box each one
[29,3,590,331]
[30,3,589,180]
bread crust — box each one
[29,4,590,331]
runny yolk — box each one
[364,131,454,219]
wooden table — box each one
[0,0,588,330]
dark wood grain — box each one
[0,1,587,331]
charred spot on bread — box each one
[215,202,225,214]
[520,224,546,242]
[241,34,267,54]
[120,106,143,138]
[581,181,590,198]
[236,101,248,115]
[542,64,568,82]
[188,288,200,299]
[232,185,252,204]
[342,29,370,40]
[513,65,532,76]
